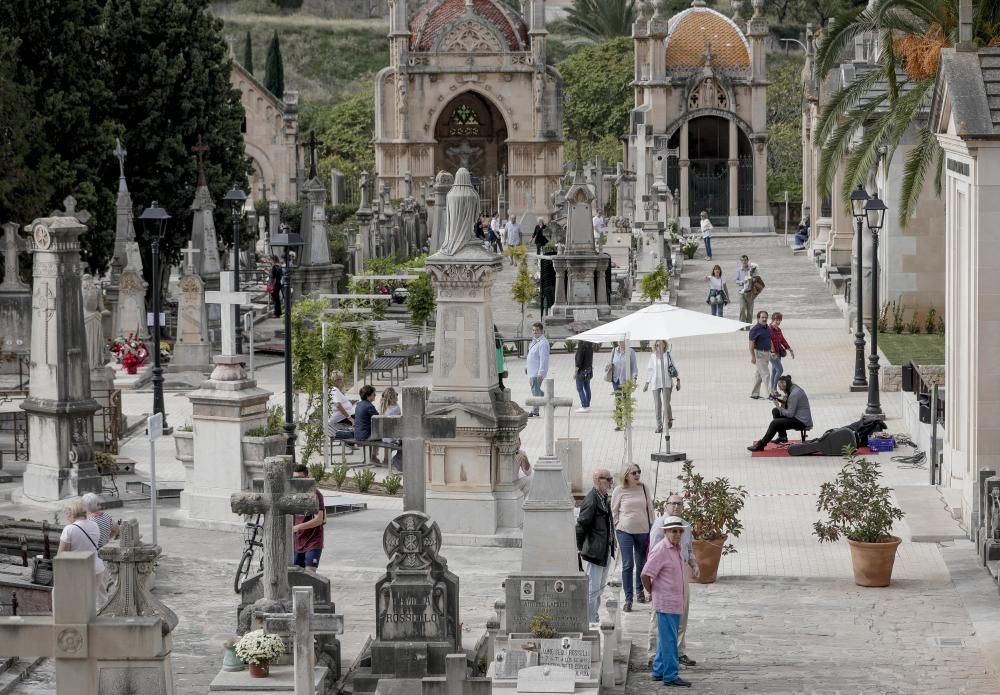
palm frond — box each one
[815,70,884,146]
[841,111,896,201]
[564,0,637,41]
[817,93,886,196]
[898,126,942,227]
[816,5,869,77]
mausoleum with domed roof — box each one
[627,0,771,232]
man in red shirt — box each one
[641,516,691,688]
[292,464,326,573]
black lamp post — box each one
[138,201,172,434]
[849,184,869,391]
[270,224,305,459]
[223,185,247,354]
[864,193,887,419]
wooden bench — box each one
[363,356,407,386]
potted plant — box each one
[174,422,194,463]
[813,449,905,587]
[242,405,287,476]
[639,264,668,303]
[234,629,284,677]
[677,459,748,583]
[109,334,149,374]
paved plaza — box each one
[4,236,1000,693]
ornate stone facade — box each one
[627,0,771,231]
[374,0,563,218]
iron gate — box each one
[689,158,729,227]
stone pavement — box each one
[6,236,1000,693]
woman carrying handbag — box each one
[611,464,656,612]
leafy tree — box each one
[265,31,285,99]
[511,261,537,336]
[102,0,250,284]
[406,273,436,332]
[558,38,634,163]
[639,264,668,303]
[243,30,254,74]
[564,0,637,41]
[766,54,804,201]
[312,86,376,179]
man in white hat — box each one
[649,495,699,667]
[641,515,692,688]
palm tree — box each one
[814,0,1000,225]
[564,0,638,41]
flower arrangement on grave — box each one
[109,334,148,374]
[234,629,284,676]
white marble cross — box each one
[444,314,476,377]
[263,587,343,695]
[0,552,169,695]
[205,271,252,356]
[525,378,573,457]
[180,240,200,275]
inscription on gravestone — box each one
[539,638,592,677]
[506,576,589,635]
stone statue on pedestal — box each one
[439,168,479,256]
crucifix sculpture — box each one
[230,457,318,605]
[191,135,209,187]
[372,386,456,512]
[263,587,343,695]
[525,378,573,458]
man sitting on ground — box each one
[748,375,813,451]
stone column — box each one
[191,184,222,290]
[728,119,739,220]
[21,217,101,500]
[679,121,690,223]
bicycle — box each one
[233,514,264,594]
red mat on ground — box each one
[750,444,878,458]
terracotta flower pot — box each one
[248,662,270,678]
[847,535,901,587]
[691,535,726,584]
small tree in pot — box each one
[677,459,747,583]
[814,449,905,587]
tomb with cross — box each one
[0,552,171,695]
[180,239,201,276]
[259,586,342,695]
[171,247,212,371]
[373,386,456,512]
[205,270,253,357]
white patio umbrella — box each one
[569,303,749,492]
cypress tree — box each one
[264,31,284,99]
[243,30,253,74]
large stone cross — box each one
[52,195,91,225]
[525,378,573,457]
[0,222,27,290]
[373,386,456,512]
[230,457,318,603]
[263,587,343,695]
[181,240,201,276]
[205,271,252,356]
[0,552,168,695]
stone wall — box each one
[882,363,944,393]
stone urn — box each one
[847,535,901,587]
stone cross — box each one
[0,552,169,695]
[191,135,209,187]
[181,240,201,275]
[230,457,318,604]
[263,587,343,695]
[525,378,572,457]
[0,222,27,290]
[205,271,252,356]
[444,315,476,379]
[98,520,178,635]
[52,195,91,225]
[372,386,456,512]
[32,285,57,364]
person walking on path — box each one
[645,340,680,433]
[642,516,692,688]
[648,496,700,668]
[576,468,616,625]
[506,215,522,263]
[531,219,549,256]
[748,375,813,451]
[768,312,794,399]
[526,322,550,417]
[734,255,759,325]
[611,464,655,612]
[292,464,326,572]
[488,213,502,253]
[699,211,713,261]
[748,310,773,399]
[703,265,729,317]
[575,340,594,412]
[268,256,284,318]
[609,340,638,431]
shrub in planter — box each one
[383,473,403,495]
[814,449,905,587]
[353,468,377,493]
[677,459,748,583]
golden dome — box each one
[665,7,750,68]
[409,0,529,52]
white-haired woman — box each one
[58,500,106,602]
[82,492,117,547]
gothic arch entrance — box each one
[434,91,508,214]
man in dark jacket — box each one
[576,468,615,624]
[574,341,594,412]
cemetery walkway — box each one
[4,237,1000,693]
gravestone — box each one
[21,216,101,500]
[263,587,343,695]
[0,221,31,354]
[294,136,342,297]
[114,266,149,342]
[190,168,222,289]
[424,169,527,541]
[97,520,178,694]
[170,246,212,372]
[352,512,459,694]
[372,386,456,512]
[0,552,171,695]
